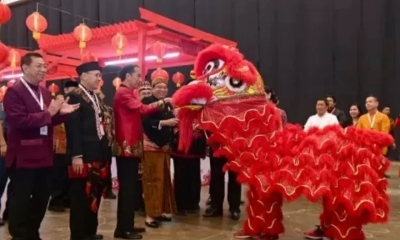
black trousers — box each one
[173,157,201,211]
[115,157,139,232]
[49,154,70,207]
[209,156,241,211]
[69,178,103,240]
[8,167,52,239]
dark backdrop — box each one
[2,0,400,124]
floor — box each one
[1,163,400,240]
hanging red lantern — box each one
[7,79,16,88]
[151,42,166,63]
[25,12,48,40]
[48,83,59,97]
[0,42,9,64]
[111,33,128,57]
[73,23,93,53]
[81,51,97,63]
[151,68,169,82]
[172,72,185,87]
[112,77,121,90]
[8,49,21,68]
[0,3,11,24]
[190,70,196,80]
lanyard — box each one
[20,78,44,110]
[79,84,101,113]
[367,113,377,129]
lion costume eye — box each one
[203,59,225,75]
[225,76,247,92]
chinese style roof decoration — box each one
[0,7,237,82]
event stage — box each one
[1,162,400,240]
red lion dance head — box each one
[172,44,281,153]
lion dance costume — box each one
[172,44,391,240]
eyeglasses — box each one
[85,72,102,78]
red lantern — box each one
[112,77,121,90]
[151,68,169,82]
[151,42,166,63]
[73,24,93,52]
[26,12,48,40]
[172,72,185,87]
[190,70,196,80]
[0,3,11,24]
[48,83,59,96]
[8,49,21,68]
[0,42,9,64]
[81,52,97,63]
[111,33,128,57]
[7,79,16,88]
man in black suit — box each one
[326,95,347,127]
[65,61,113,240]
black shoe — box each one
[156,215,172,222]
[145,220,159,228]
[104,191,117,199]
[202,206,223,217]
[114,230,142,239]
[0,218,3,226]
[48,205,66,212]
[93,234,104,239]
[230,209,241,220]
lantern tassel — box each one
[33,31,40,40]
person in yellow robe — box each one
[356,95,391,177]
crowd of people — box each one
[0,51,395,240]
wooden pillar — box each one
[137,29,147,77]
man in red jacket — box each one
[113,64,171,239]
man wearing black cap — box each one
[65,61,113,240]
[64,80,79,94]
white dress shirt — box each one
[304,112,339,131]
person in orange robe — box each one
[357,95,391,178]
[113,64,171,239]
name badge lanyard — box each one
[79,84,104,138]
[20,78,44,110]
[367,113,376,129]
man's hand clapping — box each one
[48,97,64,116]
[59,97,80,115]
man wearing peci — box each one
[3,52,79,240]
[113,64,171,239]
[65,61,113,240]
